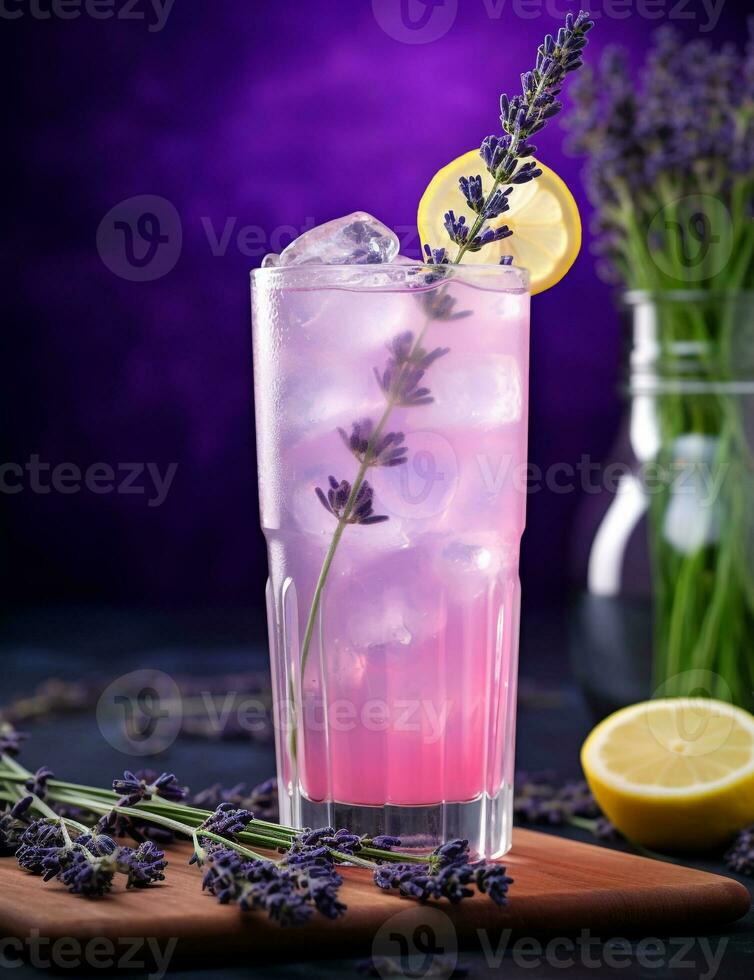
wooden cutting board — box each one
[0,829,748,965]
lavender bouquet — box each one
[566,26,754,706]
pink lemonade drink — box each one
[252,263,529,857]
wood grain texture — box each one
[0,829,749,961]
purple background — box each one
[5,0,746,610]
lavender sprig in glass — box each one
[294,11,595,753]
[297,325,450,686]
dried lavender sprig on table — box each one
[0,674,275,746]
[0,738,513,923]
[725,824,754,877]
[513,771,619,842]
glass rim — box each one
[623,288,754,305]
[250,262,530,290]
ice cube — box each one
[261,253,281,268]
[291,477,411,551]
[430,354,523,428]
[278,212,399,266]
[433,535,505,597]
[331,547,447,652]
[347,593,413,650]
[283,364,383,436]
[285,429,409,549]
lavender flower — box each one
[199,802,255,840]
[192,783,247,810]
[302,870,346,920]
[376,836,513,908]
[11,795,33,818]
[57,850,116,897]
[426,10,593,264]
[0,723,27,757]
[564,24,754,287]
[514,772,599,825]
[112,770,187,807]
[364,834,402,851]
[257,875,314,927]
[246,777,279,822]
[422,244,449,265]
[373,860,472,903]
[505,11,595,135]
[418,288,470,322]
[338,419,408,468]
[17,818,124,891]
[459,174,485,213]
[460,175,515,219]
[429,838,470,870]
[475,863,514,906]
[200,845,246,900]
[594,817,620,842]
[0,800,31,856]
[289,826,363,858]
[117,841,168,888]
[16,819,66,875]
[373,330,449,408]
[373,862,437,901]
[200,847,325,926]
[725,825,754,877]
[315,477,388,525]
[25,766,54,799]
[192,777,279,822]
[443,210,512,252]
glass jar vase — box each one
[572,291,754,715]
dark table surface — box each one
[1,602,752,978]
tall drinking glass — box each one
[251,263,530,857]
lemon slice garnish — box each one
[417,150,581,294]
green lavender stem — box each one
[297,403,392,681]
[293,315,432,729]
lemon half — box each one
[417,150,581,294]
[581,698,754,851]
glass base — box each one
[282,784,513,859]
